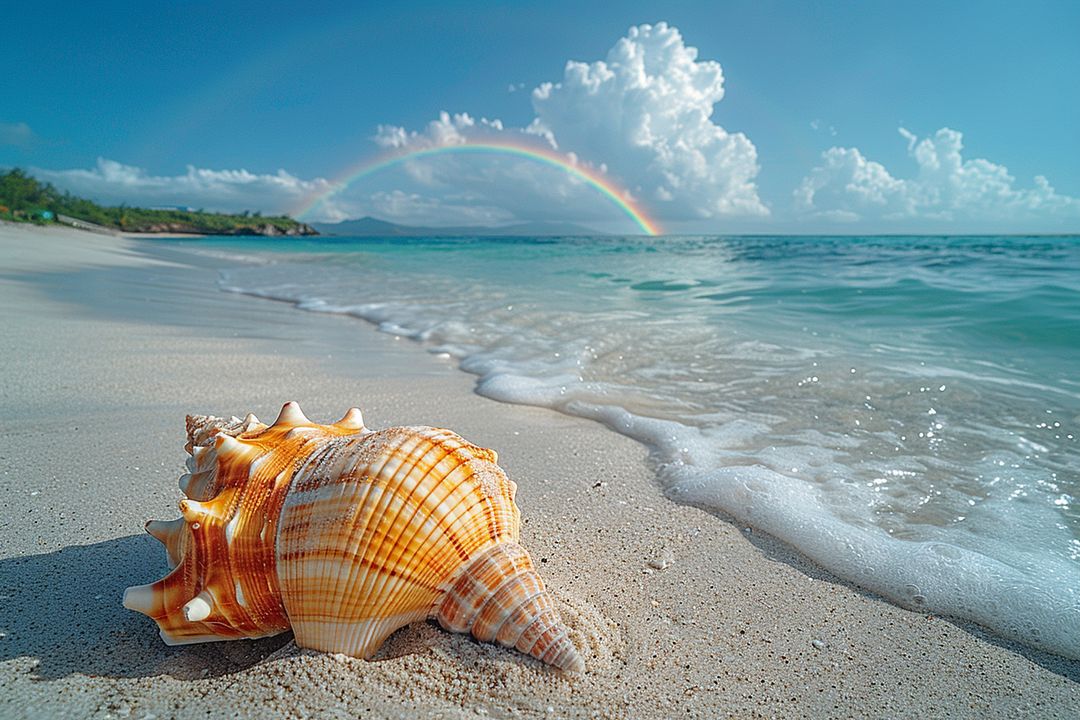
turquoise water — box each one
[171,234,1080,658]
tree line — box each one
[0,168,312,234]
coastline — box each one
[1,223,1078,718]
[120,231,208,239]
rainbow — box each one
[292,140,661,236]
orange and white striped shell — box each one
[123,402,584,672]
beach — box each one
[1,222,1078,719]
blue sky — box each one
[3,1,1079,233]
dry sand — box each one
[1,221,1078,719]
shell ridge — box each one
[420,460,496,564]
[275,433,354,645]
[203,496,258,633]
[354,430,478,613]
[362,440,483,631]
[436,545,505,631]
[432,540,583,671]
[185,488,271,636]
[245,433,313,630]
[342,431,438,634]
[316,435,367,627]
[233,431,318,637]
[296,434,360,638]
[222,480,281,634]
[515,606,561,656]
[225,486,280,633]
[538,629,574,662]
[283,483,386,653]
[314,431,421,636]
[518,605,583,672]
[223,427,318,637]
[245,467,293,631]
[280,431,408,650]
[391,452,518,618]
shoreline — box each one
[1,223,1078,718]
[0,219,314,241]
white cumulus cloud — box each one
[368,22,767,228]
[796,128,1080,226]
[532,22,766,218]
[32,158,342,219]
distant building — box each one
[150,205,197,212]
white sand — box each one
[1,221,1078,718]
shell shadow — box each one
[0,534,292,680]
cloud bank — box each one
[29,23,765,229]
[370,22,767,226]
[33,158,338,217]
[796,128,1080,227]
[22,23,1078,232]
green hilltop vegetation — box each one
[0,168,316,236]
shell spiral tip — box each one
[550,642,586,673]
[436,542,583,673]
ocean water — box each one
[172,234,1080,659]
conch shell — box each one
[123,402,584,672]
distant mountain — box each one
[310,216,605,237]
